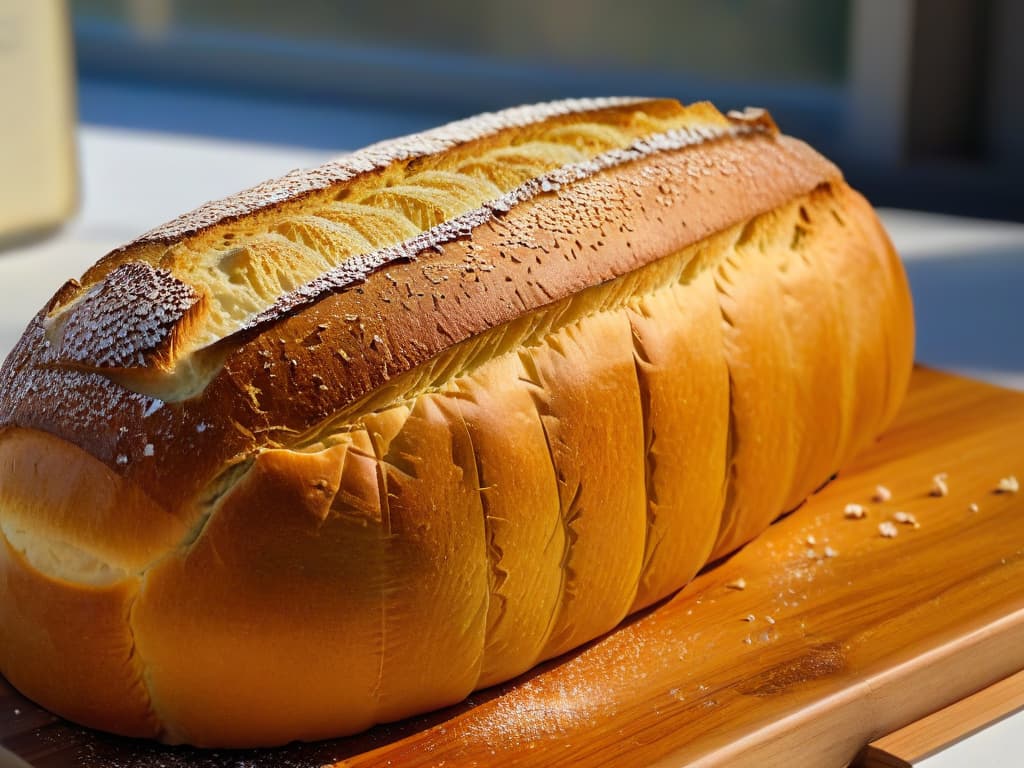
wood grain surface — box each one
[0,367,1021,768]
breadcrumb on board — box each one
[844,503,867,519]
[878,521,898,539]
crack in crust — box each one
[125,98,649,249]
[240,117,773,337]
[124,586,164,741]
[629,307,661,601]
[122,123,773,410]
[52,102,776,395]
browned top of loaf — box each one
[83,96,652,286]
[0,99,840,522]
[119,97,647,249]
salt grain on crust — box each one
[930,473,949,497]
[878,521,898,538]
[873,485,892,503]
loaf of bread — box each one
[0,98,913,747]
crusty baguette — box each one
[0,98,913,747]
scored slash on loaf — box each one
[0,98,913,747]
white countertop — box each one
[0,126,1021,766]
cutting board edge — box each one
[672,603,1024,767]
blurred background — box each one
[69,0,1022,220]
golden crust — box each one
[448,354,564,687]
[0,99,914,747]
[0,536,158,738]
[524,308,648,660]
[626,269,729,609]
[0,428,187,575]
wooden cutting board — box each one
[1,367,1022,768]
